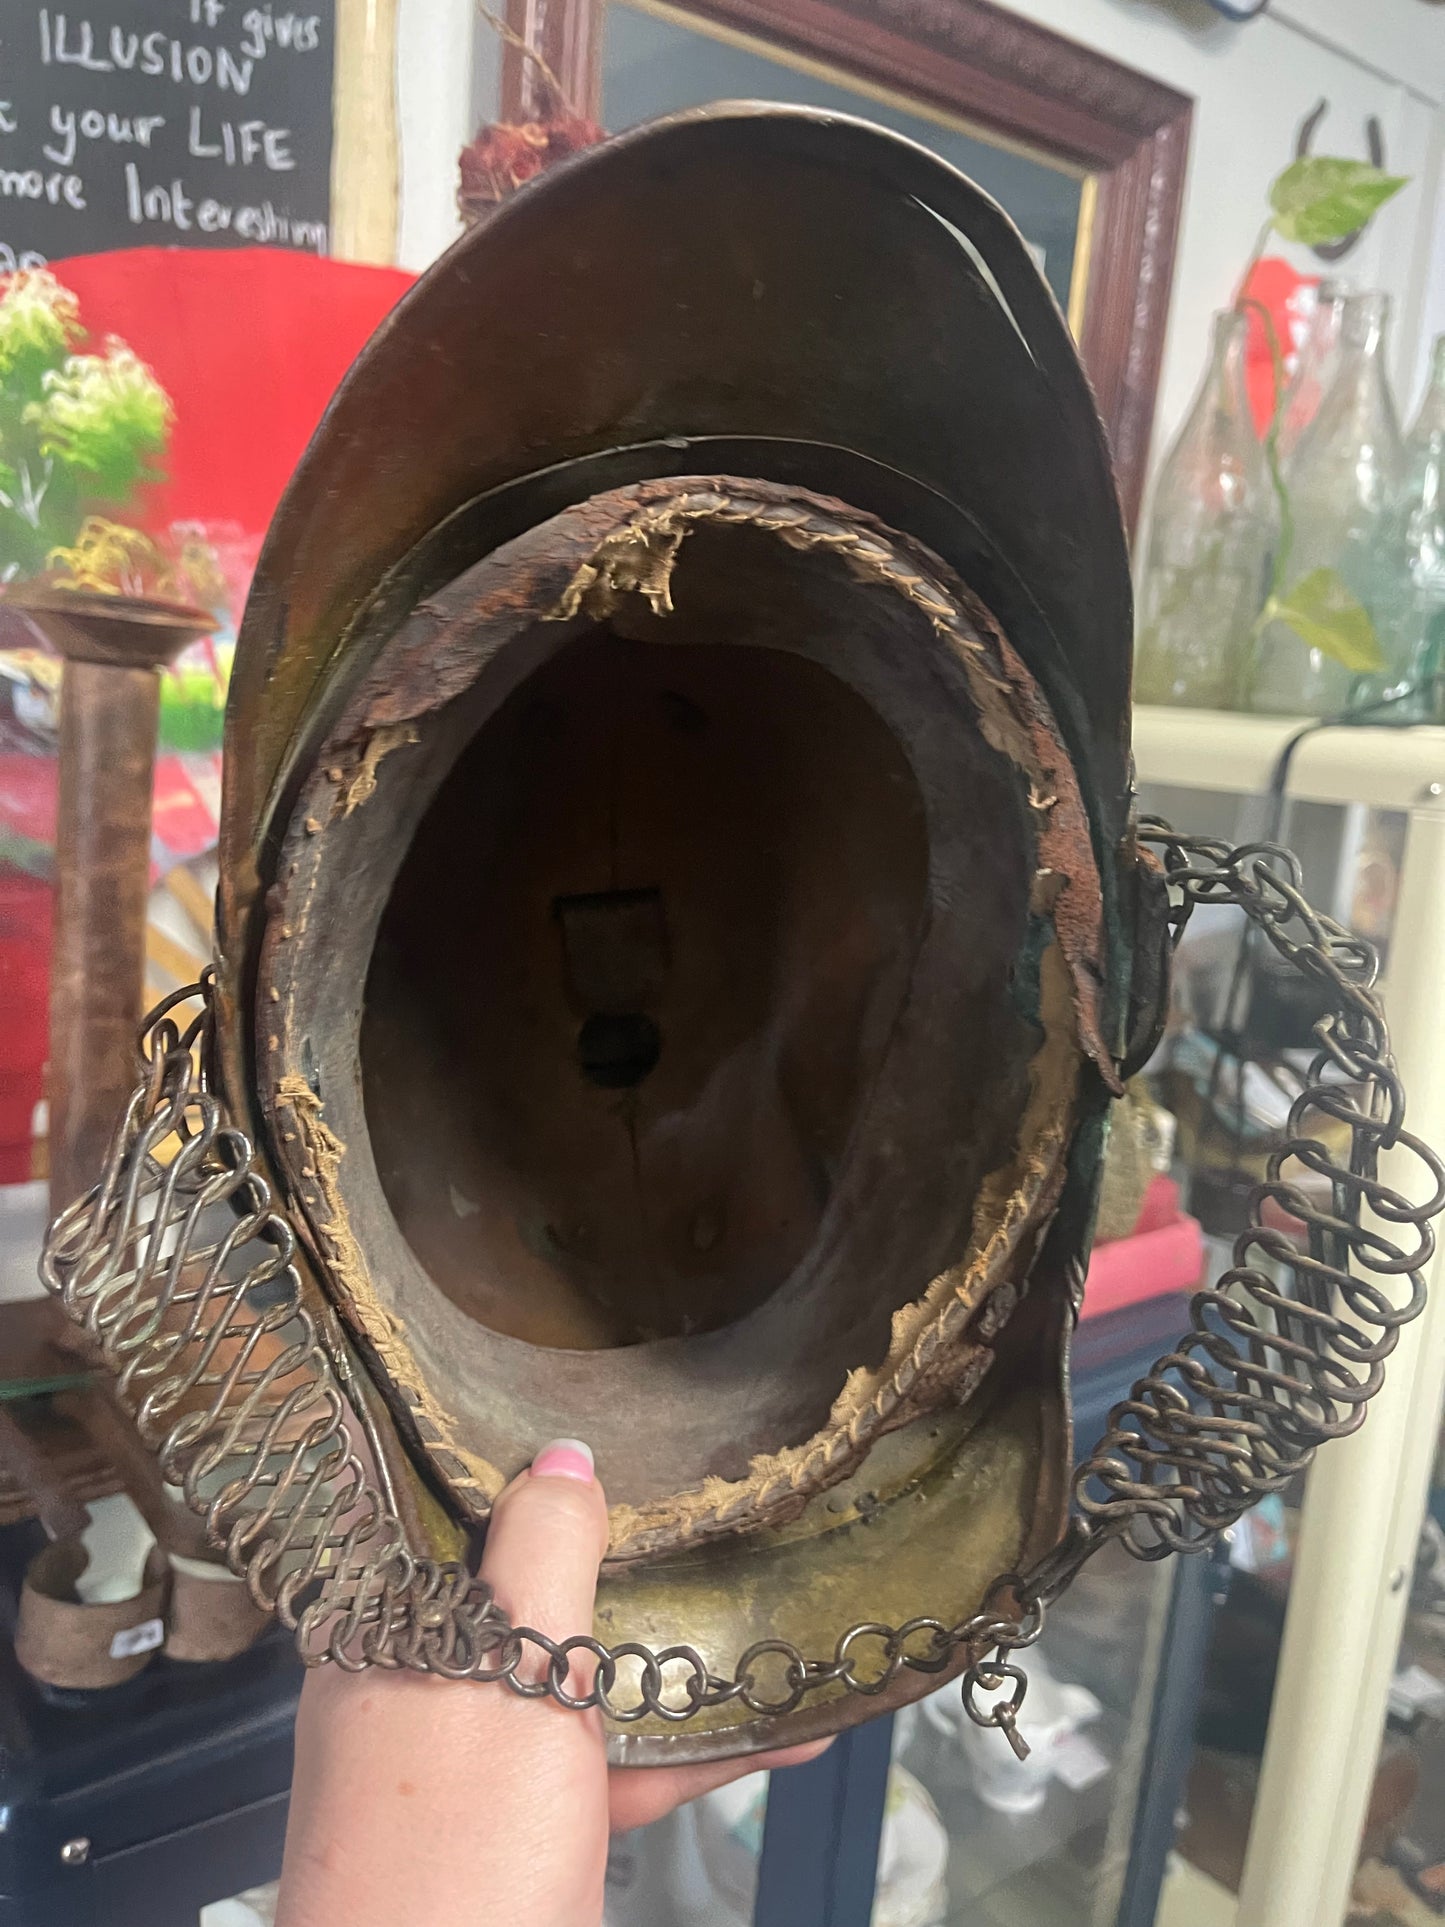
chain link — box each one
[38,827,1442,1751]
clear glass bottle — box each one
[1250,291,1404,717]
[1134,310,1277,710]
[1361,334,1445,718]
[1276,279,1349,464]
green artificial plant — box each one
[0,270,172,584]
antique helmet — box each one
[43,105,1439,1764]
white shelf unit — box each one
[1132,705,1445,1927]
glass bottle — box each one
[1250,291,1404,717]
[1134,310,1277,710]
[1361,334,1445,718]
[1276,279,1349,464]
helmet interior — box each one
[258,486,1091,1553]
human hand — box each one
[276,1440,830,1927]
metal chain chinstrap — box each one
[39,827,1444,1753]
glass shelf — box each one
[893,1541,1171,1927]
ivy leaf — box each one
[1262,568,1385,673]
[1269,158,1409,246]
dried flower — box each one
[46,515,227,616]
[47,517,168,597]
[459,3,605,224]
[169,521,230,615]
[458,110,604,225]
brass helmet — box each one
[44,105,1439,1764]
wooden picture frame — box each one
[504,0,1191,531]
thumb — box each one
[480,1439,610,1680]
[279,1442,614,1927]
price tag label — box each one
[110,1616,164,1660]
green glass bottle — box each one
[1363,334,1445,718]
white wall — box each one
[395,0,487,272]
[1274,0,1445,96]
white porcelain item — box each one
[690,1763,948,1927]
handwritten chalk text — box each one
[124,161,323,248]
[40,12,256,94]
[44,104,165,166]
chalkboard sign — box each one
[0,0,336,271]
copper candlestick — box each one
[6,586,216,1212]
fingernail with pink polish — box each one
[531,1438,595,1483]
